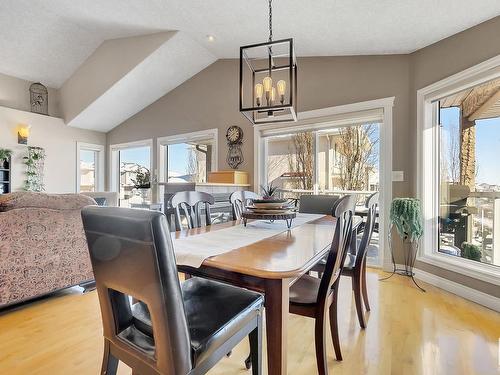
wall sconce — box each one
[17,124,31,145]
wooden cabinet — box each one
[208,170,249,185]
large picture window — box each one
[158,129,218,185]
[417,55,500,284]
[256,102,392,268]
[438,80,500,267]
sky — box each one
[440,107,500,186]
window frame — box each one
[109,139,154,200]
[254,97,394,269]
[416,54,500,286]
[156,128,218,188]
[76,142,105,193]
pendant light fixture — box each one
[239,0,298,124]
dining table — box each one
[173,214,362,374]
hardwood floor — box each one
[0,269,499,375]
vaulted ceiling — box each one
[1,0,499,132]
[2,0,499,88]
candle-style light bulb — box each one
[255,83,263,106]
[263,76,273,106]
[271,87,276,104]
[277,80,286,104]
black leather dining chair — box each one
[313,192,379,329]
[298,194,340,214]
[229,190,259,220]
[289,194,355,375]
[171,191,215,231]
[81,207,264,375]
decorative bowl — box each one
[251,198,288,209]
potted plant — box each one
[252,183,288,207]
[0,149,12,169]
[381,197,425,291]
[131,167,151,202]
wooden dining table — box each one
[174,215,339,375]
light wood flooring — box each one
[0,269,499,375]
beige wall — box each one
[409,16,500,298]
[0,105,105,193]
[0,72,61,117]
[107,16,500,299]
[107,55,411,197]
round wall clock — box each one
[226,125,243,144]
[226,126,244,169]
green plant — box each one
[460,242,482,262]
[390,198,423,242]
[0,148,12,161]
[23,146,45,192]
[131,167,151,189]
[260,183,279,199]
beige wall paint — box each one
[0,72,61,117]
[107,55,411,196]
[410,16,500,298]
[107,16,500,299]
[0,105,105,193]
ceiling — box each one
[1,0,499,88]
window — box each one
[417,55,500,283]
[158,129,218,185]
[77,142,104,193]
[438,82,500,267]
[257,102,392,268]
[110,140,153,208]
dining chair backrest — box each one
[229,190,260,219]
[318,194,356,300]
[81,207,192,375]
[298,194,341,214]
[171,191,215,231]
[355,192,379,268]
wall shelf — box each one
[0,156,11,194]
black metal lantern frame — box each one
[239,38,298,125]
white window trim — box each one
[156,128,218,185]
[109,139,154,195]
[254,97,394,269]
[416,54,500,286]
[76,142,105,193]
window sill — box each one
[417,252,500,286]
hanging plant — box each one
[390,198,423,242]
[23,146,46,192]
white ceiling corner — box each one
[66,32,216,132]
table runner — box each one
[173,213,325,268]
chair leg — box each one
[101,341,118,375]
[249,316,262,375]
[361,260,370,311]
[314,309,329,375]
[329,285,343,361]
[352,272,367,329]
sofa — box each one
[0,192,96,308]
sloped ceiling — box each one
[0,0,499,131]
[60,32,216,132]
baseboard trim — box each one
[393,264,500,312]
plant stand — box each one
[379,233,426,292]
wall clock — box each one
[226,126,244,169]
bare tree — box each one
[337,124,378,190]
[186,147,197,182]
[447,123,460,183]
[287,132,314,190]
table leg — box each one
[264,278,289,375]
